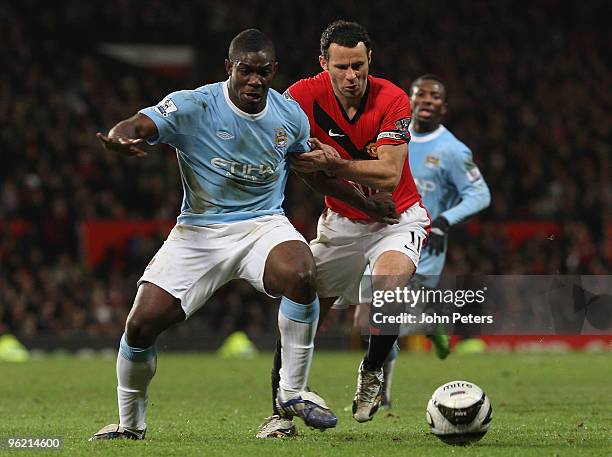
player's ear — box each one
[367,50,372,64]
[441,102,448,116]
[319,55,328,71]
[409,87,417,103]
[224,59,233,77]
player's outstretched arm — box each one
[294,171,399,224]
[96,113,158,158]
[291,139,406,192]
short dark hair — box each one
[410,74,447,100]
[229,29,275,61]
[320,20,372,60]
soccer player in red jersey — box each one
[257,21,430,437]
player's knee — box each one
[125,315,158,348]
[281,263,317,297]
[294,263,317,290]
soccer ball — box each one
[426,380,492,445]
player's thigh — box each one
[373,250,416,276]
[238,215,312,299]
[263,240,316,300]
[368,202,429,281]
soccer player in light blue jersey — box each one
[379,74,491,408]
[90,29,340,441]
[409,74,491,285]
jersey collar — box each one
[408,124,446,143]
[223,80,269,121]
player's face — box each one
[320,42,371,102]
[225,51,278,114]
[410,79,447,131]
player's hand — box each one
[96,133,148,158]
[424,215,450,255]
[363,192,400,224]
[290,138,342,174]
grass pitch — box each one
[1,351,610,456]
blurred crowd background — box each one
[0,0,610,342]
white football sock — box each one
[116,334,157,431]
[278,296,319,401]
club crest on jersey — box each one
[365,142,378,158]
[155,97,178,117]
[274,128,288,148]
[425,155,440,168]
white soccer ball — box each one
[426,380,492,445]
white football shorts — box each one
[138,215,307,318]
[310,202,430,308]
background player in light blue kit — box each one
[90,29,338,440]
[409,74,491,288]
[380,74,491,408]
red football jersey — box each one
[287,71,422,221]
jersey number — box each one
[408,231,423,255]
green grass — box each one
[1,352,611,456]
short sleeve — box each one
[375,92,412,148]
[285,82,307,112]
[139,90,203,145]
[287,106,311,153]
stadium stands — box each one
[1,1,609,340]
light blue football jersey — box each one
[409,124,491,284]
[140,81,310,225]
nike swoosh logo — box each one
[314,102,370,160]
[328,129,345,137]
[404,244,418,256]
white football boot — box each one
[352,360,384,422]
[89,424,146,441]
[255,415,297,438]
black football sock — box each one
[271,338,282,415]
[363,334,398,371]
